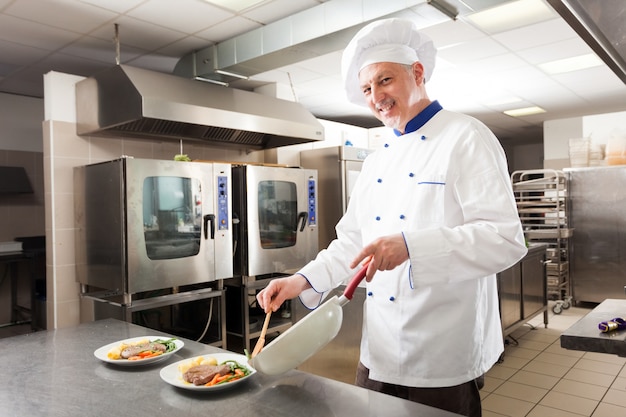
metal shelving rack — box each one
[511,169,573,314]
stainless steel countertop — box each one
[0,318,461,417]
[561,299,626,357]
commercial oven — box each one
[231,164,318,276]
[226,163,318,352]
[74,157,232,346]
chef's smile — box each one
[376,98,395,114]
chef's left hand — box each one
[350,233,409,282]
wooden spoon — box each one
[251,311,272,358]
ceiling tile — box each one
[128,0,234,33]
[195,16,261,42]
[0,15,78,50]
[242,0,321,24]
[87,15,187,51]
[517,37,595,65]
[5,0,117,33]
[492,18,578,51]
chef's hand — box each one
[257,274,311,313]
[350,233,409,282]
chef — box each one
[257,18,527,417]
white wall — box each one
[544,111,626,169]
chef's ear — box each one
[411,61,425,85]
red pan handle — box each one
[343,260,371,300]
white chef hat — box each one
[341,18,437,106]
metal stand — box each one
[224,275,295,353]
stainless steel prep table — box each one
[560,299,626,356]
[0,318,462,417]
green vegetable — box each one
[152,338,178,353]
[221,360,251,376]
[174,154,191,162]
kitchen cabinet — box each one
[498,244,548,337]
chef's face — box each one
[358,61,427,133]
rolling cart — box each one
[511,169,573,314]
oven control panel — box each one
[308,178,316,226]
[217,175,228,230]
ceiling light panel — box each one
[467,0,556,34]
[504,106,546,117]
[539,53,603,74]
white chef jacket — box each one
[297,107,527,388]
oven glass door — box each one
[143,176,202,260]
[258,179,298,249]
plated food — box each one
[94,336,184,366]
[160,353,256,391]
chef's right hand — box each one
[257,274,311,313]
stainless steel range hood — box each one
[75,65,324,149]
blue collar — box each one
[393,100,443,136]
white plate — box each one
[160,353,256,391]
[94,336,184,366]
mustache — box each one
[375,98,395,111]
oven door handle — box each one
[296,211,308,232]
[203,214,216,239]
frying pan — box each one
[249,263,369,375]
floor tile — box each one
[551,379,608,401]
[574,358,621,376]
[609,376,626,391]
[592,402,626,417]
[533,351,580,368]
[493,380,548,403]
[486,364,518,380]
[564,368,617,388]
[497,355,531,370]
[482,393,535,417]
[508,370,559,390]
[482,376,506,393]
[582,351,626,365]
[538,391,598,416]
[601,388,626,408]
[482,410,508,417]
[522,360,571,378]
[526,404,587,417]
[504,346,541,360]
[545,341,586,358]
[516,339,551,352]
[520,331,559,344]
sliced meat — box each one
[121,342,167,359]
[183,364,232,386]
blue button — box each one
[384,143,389,148]
[400,214,405,220]
[377,178,382,183]
[389,296,395,301]
[409,172,414,177]
[375,216,381,221]
[367,292,373,296]
[420,135,426,140]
